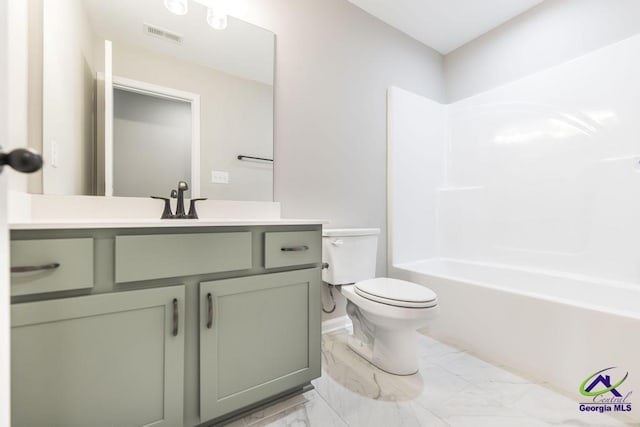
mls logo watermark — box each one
[579,367,632,414]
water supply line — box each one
[322,283,337,314]
[321,262,337,314]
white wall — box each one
[387,87,446,268]
[445,0,640,102]
[41,0,96,195]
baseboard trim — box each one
[322,315,350,334]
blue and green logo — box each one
[578,367,632,414]
[580,367,628,397]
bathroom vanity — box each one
[9,221,322,427]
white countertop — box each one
[10,218,327,230]
[9,193,327,230]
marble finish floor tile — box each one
[225,330,636,427]
[225,390,347,427]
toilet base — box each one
[347,328,419,376]
[346,301,420,376]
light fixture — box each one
[206,7,228,30]
[164,0,228,31]
[164,0,188,15]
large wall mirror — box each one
[32,0,274,201]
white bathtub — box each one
[392,258,640,423]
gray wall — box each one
[230,0,445,320]
[113,89,191,198]
[234,0,445,264]
[445,0,640,102]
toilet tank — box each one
[322,228,380,285]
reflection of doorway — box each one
[103,75,200,197]
[113,89,191,197]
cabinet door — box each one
[200,269,321,422]
[11,286,185,427]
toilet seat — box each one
[354,278,437,308]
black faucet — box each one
[173,181,189,218]
[150,195,175,219]
[152,181,205,219]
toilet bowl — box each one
[341,278,438,375]
[322,228,438,375]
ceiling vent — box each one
[143,23,183,45]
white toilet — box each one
[322,228,438,375]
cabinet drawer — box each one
[264,231,320,269]
[115,232,252,283]
[10,238,94,296]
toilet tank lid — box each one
[322,228,380,237]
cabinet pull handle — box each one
[11,262,60,273]
[206,293,213,329]
[281,245,309,252]
[172,298,179,337]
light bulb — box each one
[164,0,188,15]
[207,8,228,30]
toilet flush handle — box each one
[331,239,344,246]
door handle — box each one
[11,262,60,273]
[206,293,213,329]
[172,298,179,337]
[0,148,42,174]
[281,245,309,252]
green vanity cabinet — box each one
[199,268,321,421]
[9,224,322,427]
[11,285,185,427]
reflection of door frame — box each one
[1,0,9,422]
[102,75,201,197]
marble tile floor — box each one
[225,329,637,427]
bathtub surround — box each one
[387,89,445,265]
[388,34,640,423]
[391,34,640,284]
